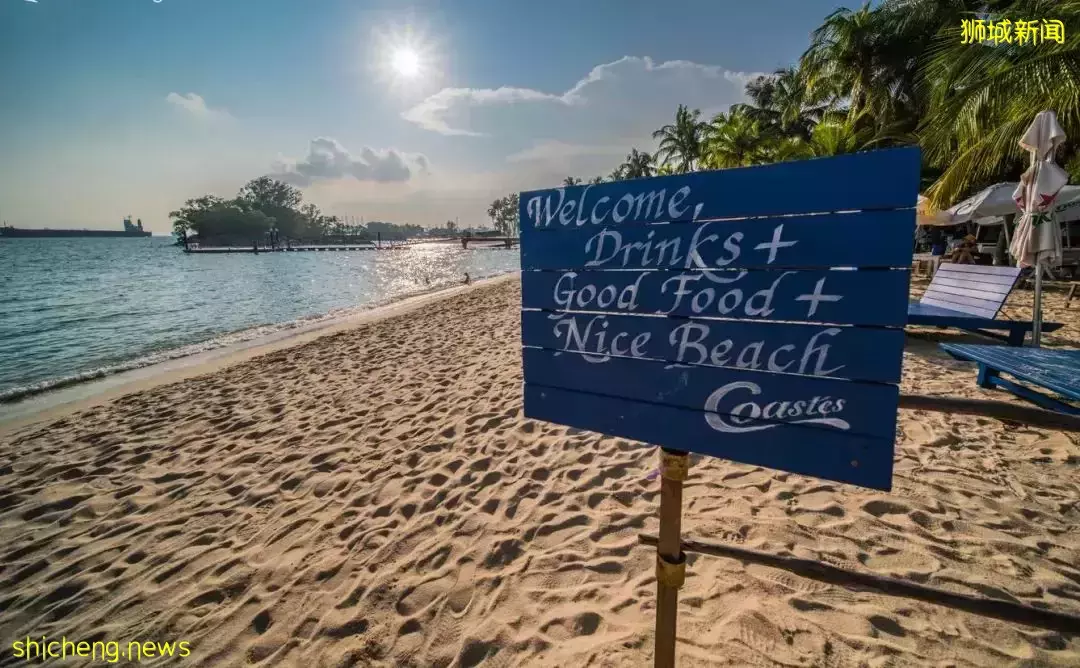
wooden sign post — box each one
[518,147,920,666]
[655,448,688,668]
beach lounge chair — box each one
[940,343,1080,415]
[908,263,1062,346]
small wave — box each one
[0,269,514,404]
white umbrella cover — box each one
[1010,110,1068,346]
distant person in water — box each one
[463,273,471,285]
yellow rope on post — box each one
[656,552,686,589]
[660,450,689,481]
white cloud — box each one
[402,56,757,140]
[505,140,629,163]
[165,92,231,120]
[403,87,560,136]
[271,137,429,187]
[293,56,760,226]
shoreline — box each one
[0,272,517,436]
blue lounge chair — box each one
[908,263,1062,346]
[940,343,1080,415]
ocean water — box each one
[0,237,520,402]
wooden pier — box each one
[183,238,519,254]
[184,244,390,254]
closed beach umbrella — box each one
[1010,110,1068,346]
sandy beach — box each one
[1,275,1079,667]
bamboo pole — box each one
[654,449,688,668]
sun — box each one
[391,47,421,78]
[368,20,442,92]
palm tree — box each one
[701,108,770,169]
[620,148,655,179]
[737,66,832,141]
[804,113,875,157]
[802,4,894,126]
[589,176,605,185]
[918,0,1080,207]
[562,176,582,187]
[652,105,704,173]
[655,163,678,177]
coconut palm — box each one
[655,163,678,177]
[562,176,582,187]
[802,4,896,126]
[804,114,875,157]
[701,108,769,169]
[619,148,655,179]
[652,105,704,173]
[736,66,834,141]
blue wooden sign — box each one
[520,311,906,385]
[519,147,920,491]
[521,210,916,271]
[522,268,910,327]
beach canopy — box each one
[926,183,1080,227]
[1009,110,1068,347]
[945,183,1020,225]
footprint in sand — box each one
[445,561,477,617]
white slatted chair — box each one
[908,264,1062,345]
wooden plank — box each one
[920,292,1001,314]
[925,284,1010,303]
[524,384,894,490]
[521,310,906,384]
[523,347,900,439]
[942,344,1080,402]
[519,148,921,231]
[931,276,1013,295]
[931,274,1019,290]
[919,295,999,319]
[922,288,1003,311]
[520,210,914,271]
[521,268,911,327]
[933,265,1019,286]
[934,264,1021,278]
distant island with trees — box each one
[171,176,447,246]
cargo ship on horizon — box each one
[0,216,152,238]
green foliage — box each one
[623,0,1080,211]
[487,193,520,236]
[652,105,704,173]
[170,176,424,243]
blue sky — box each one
[0,0,864,232]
